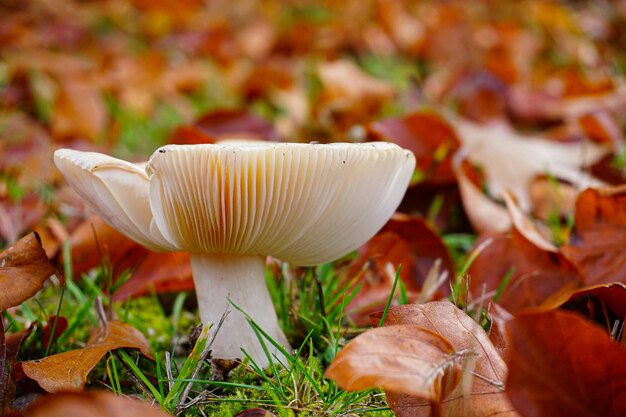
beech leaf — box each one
[325,324,462,401]
[13,391,171,417]
[507,310,626,417]
[452,118,607,213]
[561,186,626,285]
[0,233,56,311]
[467,229,580,314]
[21,321,151,392]
[369,301,518,417]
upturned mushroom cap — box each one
[54,149,174,252]
[55,142,415,263]
[146,142,415,264]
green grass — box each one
[7,250,397,416]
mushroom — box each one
[54,142,415,367]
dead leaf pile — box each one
[2,1,626,416]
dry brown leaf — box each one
[21,321,151,392]
[317,60,394,130]
[367,111,460,185]
[113,251,193,301]
[528,176,577,222]
[52,78,106,141]
[452,118,607,212]
[0,195,47,245]
[325,324,462,401]
[0,233,56,311]
[15,391,171,417]
[193,109,277,141]
[453,155,511,233]
[541,282,626,320]
[507,310,626,417]
[578,110,625,153]
[502,191,556,252]
[62,216,139,279]
[369,301,518,417]
[467,230,580,314]
[561,185,626,285]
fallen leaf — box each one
[21,321,151,392]
[488,303,513,357]
[345,214,453,325]
[317,60,395,130]
[561,186,626,285]
[450,72,509,123]
[234,408,277,417]
[528,176,577,223]
[502,191,556,252]
[326,324,462,401]
[467,229,580,314]
[15,390,171,417]
[367,110,460,185]
[113,251,193,301]
[194,109,277,141]
[0,195,47,245]
[541,282,626,325]
[578,110,624,153]
[453,155,511,233]
[1,326,33,413]
[61,216,139,279]
[0,233,56,311]
[369,301,518,417]
[168,126,216,145]
[452,118,607,212]
[52,78,106,142]
[506,310,626,417]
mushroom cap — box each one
[55,142,415,265]
[147,142,414,265]
[54,149,174,252]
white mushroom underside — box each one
[147,143,415,265]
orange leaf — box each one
[506,310,626,417]
[541,282,626,331]
[369,301,518,417]
[113,251,193,301]
[578,110,624,152]
[561,186,626,285]
[468,229,580,314]
[368,111,460,185]
[194,109,277,141]
[52,79,106,142]
[0,233,56,311]
[13,391,171,417]
[325,324,462,401]
[21,321,151,392]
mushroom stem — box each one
[190,253,291,368]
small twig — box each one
[94,297,108,334]
[165,351,174,392]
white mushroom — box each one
[54,142,415,367]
